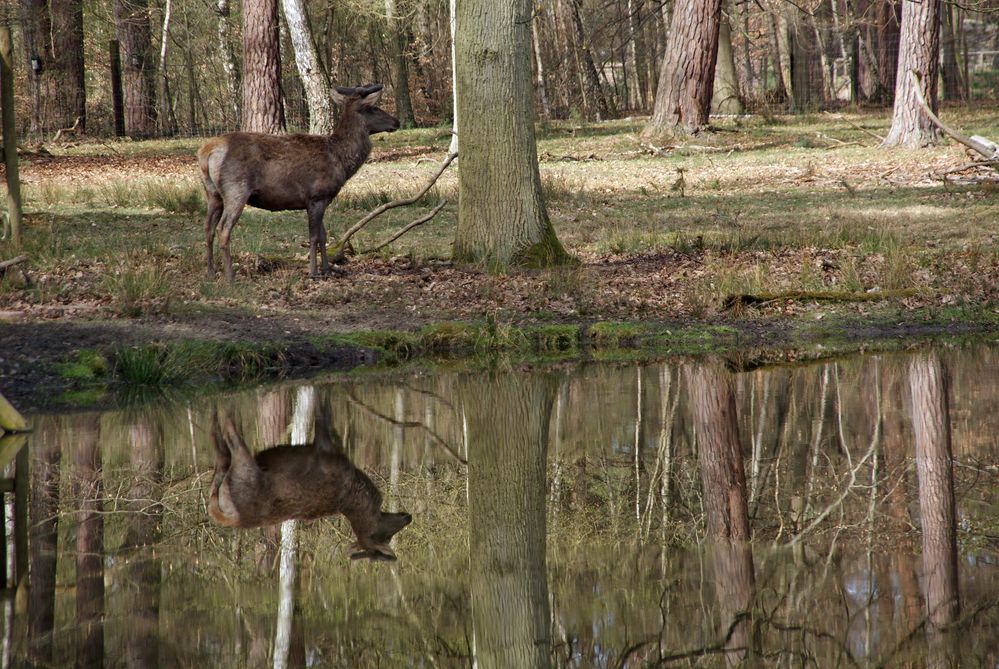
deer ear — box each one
[359,89,383,106]
[332,88,348,106]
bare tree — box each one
[282,0,334,133]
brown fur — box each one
[207,408,411,562]
[198,86,399,281]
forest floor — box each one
[2,107,999,409]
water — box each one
[5,344,999,667]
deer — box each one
[207,405,412,562]
[198,84,400,282]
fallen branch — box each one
[823,111,884,143]
[909,70,999,160]
[330,151,457,262]
[723,288,919,310]
[368,199,448,253]
[51,116,83,144]
[0,254,26,275]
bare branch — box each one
[368,199,448,253]
[908,70,999,160]
[332,152,457,259]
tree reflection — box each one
[27,417,60,666]
[684,362,756,666]
[910,354,960,667]
[465,372,554,669]
[72,413,104,669]
[122,415,164,669]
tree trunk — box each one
[568,0,610,120]
[282,0,334,133]
[767,9,788,102]
[940,1,962,101]
[466,373,554,669]
[385,0,415,128]
[216,0,241,127]
[881,0,940,147]
[453,0,571,269]
[875,0,902,102]
[157,0,177,136]
[909,355,959,646]
[49,0,86,132]
[114,0,157,137]
[242,0,284,133]
[684,363,756,665]
[531,9,551,120]
[626,0,647,110]
[643,0,722,138]
[711,3,742,114]
[20,0,53,133]
[448,0,458,154]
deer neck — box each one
[330,111,372,175]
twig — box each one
[332,152,457,259]
[368,199,448,253]
[909,70,999,159]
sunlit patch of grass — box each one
[143,181,205,215]
[103,263,172,316]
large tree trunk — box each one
[465,373,554,669]
[49,0,86,132]
[909,354,959,664]
[242,0,284,133]
[282,0,334,133]
[114,0,158,137]
[711,3,742,114]
[453,0,571,269]
[643,0,722,138]
[881,0,940,148]
[684,363,756,665]
[385,0,415,128]
[20,0,53,133]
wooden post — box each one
[14,445,27,585]
[109,40,125,137]
[0,25,23,249]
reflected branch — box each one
[346,390,467,464]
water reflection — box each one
[208,401,412,561]
[5,343,999,667]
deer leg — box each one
[204,192,224,279]
[306,202,328,278]
[218,195,248,283]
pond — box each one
[4,343,999,667]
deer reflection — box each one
[207,403,412,561]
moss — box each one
[587,322,650,349]
[57,349,109,381]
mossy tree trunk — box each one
[466,372,554,669]
[453,0,572,269]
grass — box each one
[4,108,999,367]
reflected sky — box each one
[5,343,999,667]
